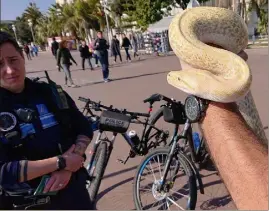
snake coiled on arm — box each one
[167,7,267,144]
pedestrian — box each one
[131,34,140,59]
[121,34,132,62]
[57,40,78,87]
[90,38,100,68]
[79,40,94,70]
[111,35,122,63]
[0,31,94,210]
[51,37,61,72]
[23,44,31,60]
[93,31,110,82]
[29,44,34,57]
[33,44,38,57]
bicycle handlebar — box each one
[78,97,150,118]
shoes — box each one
[70,84,79,88]
[104,79,111,83]
[91,68,94,70]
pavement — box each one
[25,48,268,210]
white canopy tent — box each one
[147,0,200,32]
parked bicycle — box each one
[133,95,211,210]
[78,95,172,203]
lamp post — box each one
[11,24,18,42]
[100,0,111,45]
[27,19,36,43]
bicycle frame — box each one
[158,119,205,193]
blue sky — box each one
[1,0,55,20]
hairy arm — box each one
[200,102,268,210]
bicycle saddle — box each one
[143,94,163,104]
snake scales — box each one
[167,7,267,144]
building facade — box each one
[56,0,74,5]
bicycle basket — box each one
[163,103,186,124]
[99,110,131,133]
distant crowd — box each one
[50,31,141,87]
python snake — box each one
[167,7,267,144]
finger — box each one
[50,179,67,192]
[66,144,75,154]
[43,176,56,193]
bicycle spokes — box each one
[136,152,191,210]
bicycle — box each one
[78,95,173,203]
[133,95,210,210]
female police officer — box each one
[0,32,94,209]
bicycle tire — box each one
[133,147,197,210]
[88,141,108,203]
[144,107,168,147]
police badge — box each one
[0,112,17,132]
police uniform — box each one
[0,78,93,209]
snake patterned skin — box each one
[167,7,267,144]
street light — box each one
[27,19,36,43]
[100,0,112,45]
[11,24,18,42]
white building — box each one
[56,0,74,5]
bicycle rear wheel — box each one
[87,141,108,203]
[133,147,197,210]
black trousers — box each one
[81,57,93,69]
[124,48,131,61]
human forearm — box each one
[73,135,91,156]
[200,102,268,210]
[20,157,58,182]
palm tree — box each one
[22,2,43,27]
[47,3,65,36]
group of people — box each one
[50,31,110,85]
[23,43,39,60]
[50,32,140,86]
[0,29,268,210]
[110,33,140,63]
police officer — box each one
[0,32,94,209]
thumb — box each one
[66,144,75,154]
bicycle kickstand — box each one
[117,155,130,165]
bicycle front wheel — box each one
[133,147,197,210]
[87,141,108,203]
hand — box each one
[63,145,84,172]
[43,170,72,193]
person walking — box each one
[79,40,94,70]
[131,34,140,59]
[93,31,110,82]
[57,40,78,87]
[51,37,59,58]
[51,37,61,71]
[23,44,31,60]
[111,35,122,63]
[121,34,132,62]
[33,44,39,57]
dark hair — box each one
[59,40,68,48]
[113,35,116,38]
[0,31,23,56]
[52,37,56,41]
[97,31,103,34]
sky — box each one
[1,0,55,20]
